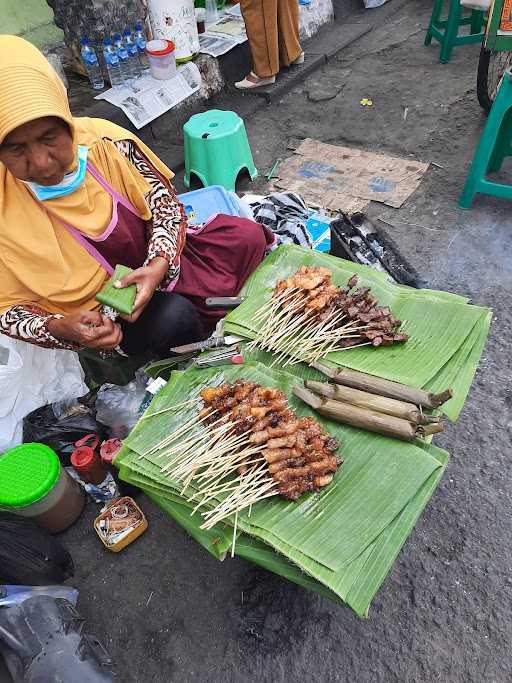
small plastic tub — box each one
[0,443,85,533]
[146,39,176,80]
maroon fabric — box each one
[74,199,271,329]
[175,215,273,328]
[82,201,149,271]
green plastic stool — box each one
[424,0,485,64]
[183,110,258,191]
[460,70,512,208]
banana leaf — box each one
[96,264,136,315]
[115,361,448,615]
[119,443,447,616]
[224,245,491,418]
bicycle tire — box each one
[477,45,512,114]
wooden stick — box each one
[140,397,201,420]
[311,362,453,409]
[231,510,238,558]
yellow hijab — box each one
[0,35,175,315]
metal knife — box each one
[170,334,243,355]
[205,296,245,309]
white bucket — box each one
[147,0,199,62]
[146,39,177,80]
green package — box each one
[96,264,137,315]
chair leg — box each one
[459,78,512,208]
[425,0,444,46]
[440,0,461,63]
[470,9,484,35]
[488,108,512,173]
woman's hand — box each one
[114,256,168,323]
[47,310,123,350]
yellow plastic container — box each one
[94,496,147,552]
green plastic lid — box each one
[0,443,60,508]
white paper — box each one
[206,15,247,40]
[198,32,241,57]
[199,12,247,56]
[224,3,242,17]
[95,62,202,129]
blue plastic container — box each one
[178,185,240,226]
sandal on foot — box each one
[292,52,305,65]
[235,71,276,89]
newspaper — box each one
[95,62,202,129]
[199,33,241,57]
[199,14,247,57]
[207,16,247,39]
[224,3,242,17]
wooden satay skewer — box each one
[200,471,272,524]
[311,361,453,409]
[293,386,444,442]
[304,380,441,425]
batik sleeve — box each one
[0,304,79,350]
[114,139,187,289]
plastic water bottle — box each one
[103,38,124,88]
[123,28,142,79]
[80,38,104,90]
[205,0,219,24]
[112,33,132,84]
[133,23,150,73]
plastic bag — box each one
[0,512,74,585]
[0,585,78,608]
[23,393,107,465]
[0,596,115,683]
[363,0,389,7]
[95,370,148,438]
[0,336,88,452]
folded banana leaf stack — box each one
[116,246,490,616]
[224,245,491,421]
[116,361,449,617]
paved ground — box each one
[9,1,512,681]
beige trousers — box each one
[240,0,302,78]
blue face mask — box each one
[25,145,88,201]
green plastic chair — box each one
[183,110,258,191]
[460,70,512,208]
[424,0,485,64]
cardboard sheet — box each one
[274,139,429,210]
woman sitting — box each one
[0,36,272,359]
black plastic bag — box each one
[0,513,74,585]
[22,392,107,465]
[0,596,114,682]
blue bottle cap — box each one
[123,28,131,36]
[80,37,89,46]
[134,23,142,31]
[113,33,122,41]
[103,37,112,46]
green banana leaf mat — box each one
[116,247,490,617]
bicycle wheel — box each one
[477,45,512,113]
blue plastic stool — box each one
[183,110,258,191]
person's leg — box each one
[277,0,302,67]
[238,0,278,85]
[119,292,205,358]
